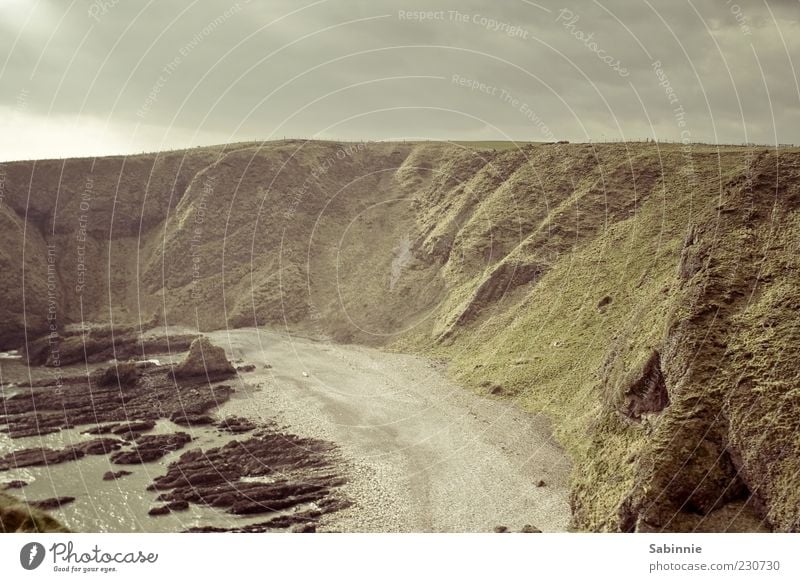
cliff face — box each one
[1,140,798,531]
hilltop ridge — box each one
[1,139,798,531]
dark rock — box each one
[170,413,215,427]
[536,480,546,487]
[75,438,124,455]
[171,337,235,380]
[236,364,256,373]
[290,523,317,533]
[19,334,62,366]
[102,470,132,481]
[21,331,200,368]
[166,500,189,512]
[149,433,347,522]
[148,505,170,516]
[0,368,234,439]
[521,524,542,533]
[110,433,192,465]
[29,496,76,510]
[2,480,27,490]
[89,362,139,387]
[622,351,670,421]
[597,295,613,312]
[493,525,508,533]
[85,420,156,438]
[215,416,257,434]
[0,439,123,471]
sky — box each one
[0,0,798,160]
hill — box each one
[1,139,798,531]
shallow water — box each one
[0,386,288,532]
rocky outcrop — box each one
[110,433,192,464]
[0,365,234,439]
[171,337,235,380]
[89,361,139,386]
[148,434,347,519]
[0,492,70,533]
[102,470,132,481]
[29,497,76,510]
[0,439,123,471]
[22,330,199,367]
[215,416,257,434]
[85,420,156,439]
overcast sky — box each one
[0,0,798,160]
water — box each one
[0,392,288,532]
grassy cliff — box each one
[1,140,797,531]
[0,493,69,533]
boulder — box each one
[90,362,139,387]
[29,496,76,510]
[172,337,235,379]
[102,470,132,481]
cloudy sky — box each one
[0,0,798,160]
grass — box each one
[0,493,69,533]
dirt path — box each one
[210,328,572,532]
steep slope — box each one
[1,140,798,531]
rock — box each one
[148,433,348,521]
[85,420,156,438]
[493,525,508,533]
[170,413,215,427]
[29,496,76,510]
[21,331,200,368]
[0,492,71,532]
[521,524,542,533]
[171,337,235,380]
[489,384,505,395]
[290,523,316,533]
[2,480,27,490]
[236,364,256,372]
[0,439,123,471]
[215,416,257,434]
[148,505,170,516]
[89,362,139,387]
[110,433,192,465]
[0,368,234,439]
[75,438,125,455]
[20,335,57,366]
[102,470,132,481]
[166,500,189,512]
[263,364,273,370]
[536,480,546,487]
[597,295,613,312]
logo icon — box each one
[20,542,46,570]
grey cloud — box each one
[0,0,798,160]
